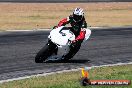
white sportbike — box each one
[35,26,91,63]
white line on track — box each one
[0,62,132,84]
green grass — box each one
[0,64,132,88]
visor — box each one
[73,14,83,22]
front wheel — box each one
[35,44,50,63]
[35,40,57,63]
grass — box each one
[0,64,132,88]
[0,2,132,30]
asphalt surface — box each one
[0,27,132,80]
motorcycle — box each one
[35,26,91,63]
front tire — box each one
[35,40,57,63]
[35,44,50,63]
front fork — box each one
[47,39,58,55]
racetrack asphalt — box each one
[0,27,132,80]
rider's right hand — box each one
[52,26,58,30]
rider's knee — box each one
[84,28,91,41]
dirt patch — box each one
[0,2,132,30]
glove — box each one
[52,26,58,30]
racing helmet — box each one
[73,8,84,22]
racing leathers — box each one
[57,15,87,60]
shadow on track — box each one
[44,59,91,63]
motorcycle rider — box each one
[54,8,88,60]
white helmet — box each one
[73,8,84,22]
